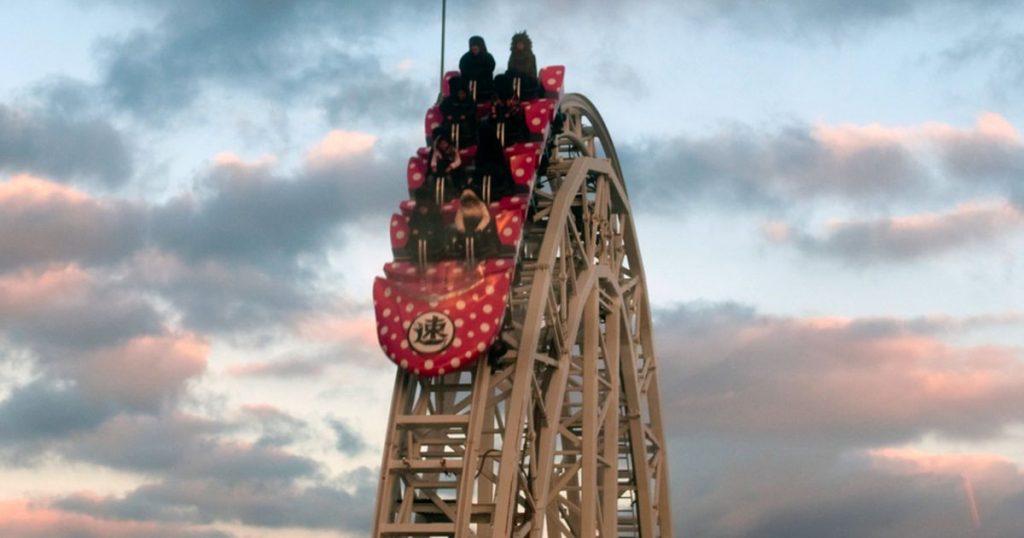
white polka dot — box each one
[406,267,416,274]
[515,168,525,177]
[512,216,520,223]
[380,326,388,335]
[400,359,409,368]
[383,308,392,317]
[444,309,451,315]
[396,230,405,239]
[403,321,411,329]
[556,69,563,75]
[531,117,541,126]
[483,304,493,314]
[414,369,420,374]
[396,296,402,303]
[468,330,475,338]
[385,287,393,297]
[451,359,461,368]
[503,228,513,237]
[413,172,423,181]
[439,368,446,375]
[494,317,501,325]
[481,322,491,332]
[456,300,466,310]
[428,300,439,307]
[400,341,409,350]
[408,162,416,169]
[470,313,477,320]
[476,342,487,352]
[427,267,437,275]
[390,333,398,341]
[431,122,440,129]
[405,303,414,312]
[472,294,480,301]
[486,286,495,295]
[465,351,473,358]
[547,78,556,86]
[496,259,506,267]
[391,220,398,227]
[525,143,535,148]
[393,316,400,323]
[453,338,462,348]
[455,319,465,328]
[424,360,434,370]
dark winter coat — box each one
[440,77,478,148]
[440,77,477,125]
[459,36,496,98]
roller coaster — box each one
[371,64,672,536]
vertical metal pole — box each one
[440,0,447,93]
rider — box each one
[459,35,496,101]
[454,189,499,264]
[506,31,538,99]
[427,132,463,204]
[440,76,478,148]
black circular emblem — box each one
[408,311,455,354]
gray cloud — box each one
[91,1,432,121]
[942,29,1024,105]
[142,150,403,332]
[770,201,1024,264]
[677,0,1015,39]
[0,503,234,538]
[321,76,430,126]
[0,382,113,451]
[670,437,1024,538]
[55,467,377,532]
[655,302,1024,443]
[0,180,145,272]
[656,302,1024,537]
[242,405,309,448]
[0,278,161,353]
[227,354,330,379]
[327,418,367,457]
[0,104,132,187]
[150,148,402,265]
[620,121,926,212]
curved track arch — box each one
[373,94,671,537]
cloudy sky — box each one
[1,1,1023,536]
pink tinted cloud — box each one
[295,312,377,347]
[0,174,92,204]
[659,306,1024,442]
[0,265,91,313]
[815,112,1022,153]
[0,175,144,271]
[77,334,208,409]
[304,129,377,171]
[0,500,223,538]
[870,447,1024,530]
[815,112,1024,188]
[766,200,1024,262]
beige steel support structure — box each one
[372,94,672,537]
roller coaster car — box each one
[374,66,565,377]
